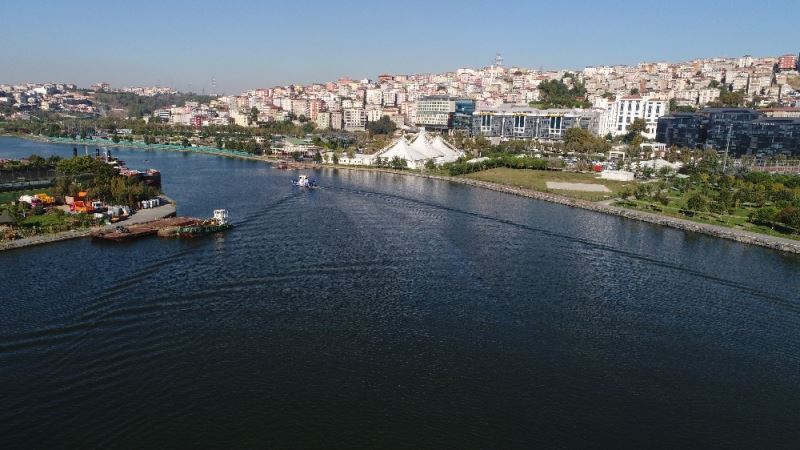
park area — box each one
[463,168,630,201]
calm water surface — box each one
[1,137,799,448]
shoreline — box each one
[0,195,176,252]
[6,134,800,255]
[7,134,267,162]
[311,165,800,255]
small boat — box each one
[176,209,232,238]
[276,160,288,169]
[291,175,318,188]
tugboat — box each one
[291,175,318,188]
[177,209,232,238]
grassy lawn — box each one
[463,167,632,201]
[9,211,93,236]
[617,197,800,241]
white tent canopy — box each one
[376,131,464,169]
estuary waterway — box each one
[1,136,799,448]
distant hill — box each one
[92,92,217,118]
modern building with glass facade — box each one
[656,108,800,156]
[415,96,475,131]
[471,105,603,141]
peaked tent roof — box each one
[408,131,444,159]
[377,132,465,164]
[379,138,428,162]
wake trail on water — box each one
[0,190,309,357]
[51,192,305,327]
[235,191,304,225]
[324,185,797,307]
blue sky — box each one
[1,0,798,93]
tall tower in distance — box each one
[489,53,504,85]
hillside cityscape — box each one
[3,52,800,160]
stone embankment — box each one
[0,196,176,252]
[437,175,800,255]
[315,165,800,255]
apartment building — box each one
[603,95,669,139]
[342,108,365,131]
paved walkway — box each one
[546,181,611,192]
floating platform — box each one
[91,217,200,242]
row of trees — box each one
[445,155,558,176]
[618,150,800,233]
[0,154,61,170]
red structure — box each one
[778,54,798,71]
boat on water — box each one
[92,217,199,241]
[175,209,232,238]
[291,175,318,188]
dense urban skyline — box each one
[2,0,799,92]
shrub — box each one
[686,192,709,212]
[750,206,779,226]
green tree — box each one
[390,156,407,170]
[531,75,590,109]
[624,118,647,147]
[564,127,611,155]
[708,86,745,108]
[248,107,259,125]
[751,206,778,226]
[686,192,709,212]
[777,206,800,229]
[366,115,397,135]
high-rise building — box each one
[415,96,474,131]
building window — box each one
[549,116,563,136]
[480,115,492,132]
[513,115,525,133]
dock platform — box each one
[91,217,199,241]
